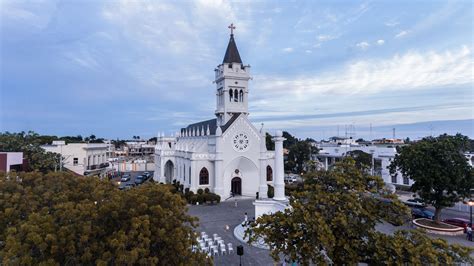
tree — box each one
[0,171,209,265]
[347,150,372,171]
[265,133,275,151]
[0,131,60,173]
[248,158,473,265]
[389,134,474,222]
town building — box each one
[154,29,285,202]
[42,141,110,176]
[0,152,25,172]
[315,137,412,186]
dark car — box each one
[135,175,145,185]
[143,172,150,178]
[411,208,434,219]
[442,218,472,232]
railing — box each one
[86,162,109,170]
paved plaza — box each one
[188,197,473,265]
[188,197,276,266]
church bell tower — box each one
[214,24,251,126]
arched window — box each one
[266,165,273,181]
[234,89,238,102]
[229,90,233,102]
[239,90,243,102]
[199,167,209,185]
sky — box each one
[1,0,473,141]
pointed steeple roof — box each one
[223,34,242,64]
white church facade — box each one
[154,29,286,201]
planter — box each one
[412,218,465,236]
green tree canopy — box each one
[389,133,474,222]
[248,158,473,265]
[347,149,372,171]
[0,131,60,173]
[0,172,209,265]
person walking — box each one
[467,225,472,241]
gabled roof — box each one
[181,114,242,136]
[222,34,242,64]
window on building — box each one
[73,158,78,166]
[403,176,409,185]
[183,165,185,181]
[229,89,233,101]
[234,89,238,102]
[392,175,397,184]
[199,167,209,185]
[239,90,243,102]
[189,166,191,184]
[266,165,273,181]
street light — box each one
[468,200,474,227]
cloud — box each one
[376,39,385,45]
[356,41,370,50]
[282,47,294,53]
[395,30,409,38]
[317,34,337,42]
[385,19,399,27]
[254,45,472,100]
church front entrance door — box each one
[231,177,242,195]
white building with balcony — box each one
[315,138,412,186]
[42,141,110,176]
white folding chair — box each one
[213,233,218,240]
[227,243,234,254]
[218,239,225,246]
[213,247,219,256]
[214,236,222,244]
[220,244,226,255]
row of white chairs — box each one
[195,231,234,256]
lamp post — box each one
[468,200,474,227]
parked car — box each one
[411,208,434,219]
[284,175,299,184]
[404,198,426,208]
[120,175,130,182]
[135,175,145,185]
[119,183,134,190]
[143,172,150,178]
[442,218,472,232]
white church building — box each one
[154,29,286,201]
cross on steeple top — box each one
[228,23,236,35]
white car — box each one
[284,175,298,184]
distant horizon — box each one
[4,118,472,143]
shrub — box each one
[267,185,274,198]
[202,193,211,203]
[197,194,205,204]
[190,194,198,205]
[197,188,204,195]
[185,190,194,203]
[184,188,190,194]
[204,188,210,194]
[179,184,184,193]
